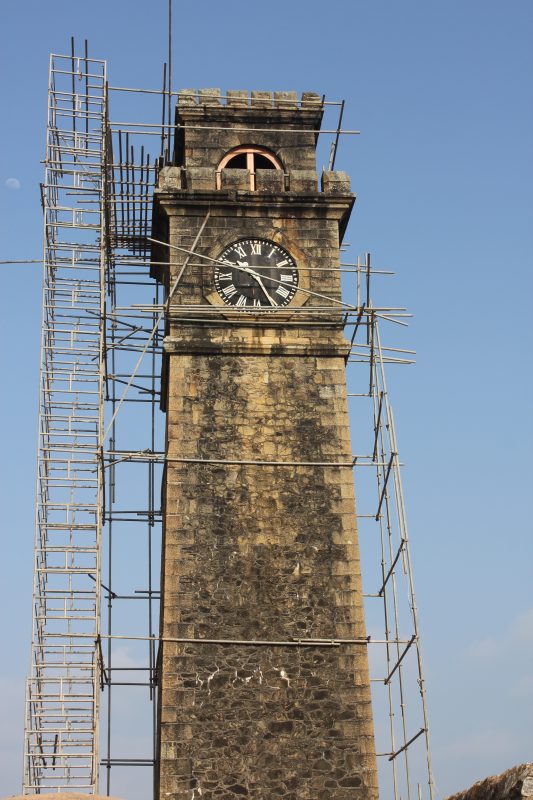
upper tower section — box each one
[151,88,354,304]
[157,88,352,198]
[173,88,324,191]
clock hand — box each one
[246,270,278,306]
[236,261,278,306]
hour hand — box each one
[236,260,277,306]
[246,269,278,306]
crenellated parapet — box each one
[176,88,322,109]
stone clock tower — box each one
[151,89,378,800]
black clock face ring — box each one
[214,238,298,308]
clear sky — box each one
[1,1,532,798]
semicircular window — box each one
[217,146,283,190]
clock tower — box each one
[152,89,379,800]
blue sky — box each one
[1,1,532,798]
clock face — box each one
[214,238,298,308]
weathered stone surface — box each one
[255,168,285,193]
[154,201,352,309]
[445,763,533,800]
[199,88,221,106]
[274,91,297,108]
[176,89,323,111]
[251,90,273,108]
[290,169,319,192]
[322,170,351,194]
[158,349,377,800]
[177,89,197,106]
[158,166,183,190]
[301,91,322,107]
[172,92,324,176]
[185,166,215,191]
[227,90,249,108]
[219,168,251,191]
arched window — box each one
[217,146,283,190]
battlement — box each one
[176,89,322,109]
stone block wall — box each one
[160,207,345,314]
[173,89,324,174]
[157,348,378,800]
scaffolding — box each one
[24,50,107,791]
[24,43,434,799]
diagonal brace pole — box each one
[375,451,396,520]
[384,634,416,686]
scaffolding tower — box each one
[24,51,107,791]
[24,43,434,799]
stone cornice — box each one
[163,333,351,359]
[154,189,354,217]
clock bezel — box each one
[204,232,310,313]
[213,237,298,310]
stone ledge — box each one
[156,167,331,196]
[163,337,351,358]
[445,763,533,800]
[153,188,355,220]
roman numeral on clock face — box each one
[250,242,262,255]
[234,244,246,258]
[222,284,238,298]
[218,272,232,280]
[276,285,290,299]
[235,294,247,307]
[280,274,293,282]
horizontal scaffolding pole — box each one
[93,633,411,647]
[104,450,396,469]
[110,121,359,135]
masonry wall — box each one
[173,89,323,175]
[157,348,378,800]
